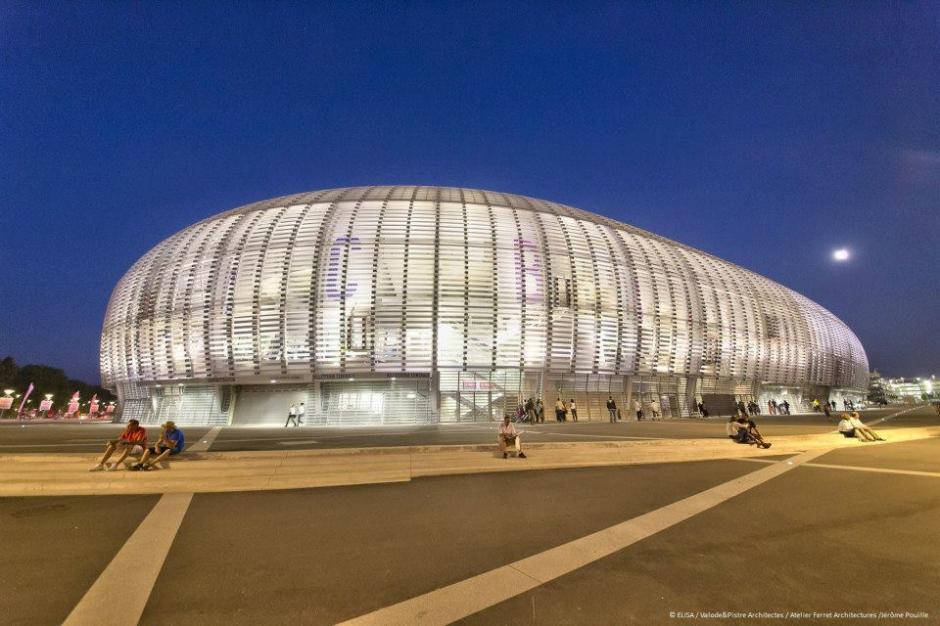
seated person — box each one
[90,419,147,471]
[731,416,771,448]
[726,416,741,440]
[746,418,772,449]
[133,421,185,470]
[838,413,856,438]
[850,412,885,442]
[498,415,526,459]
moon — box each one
[833,248,850,262]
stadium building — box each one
[100,186,869,425]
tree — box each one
[0,356,17,388]
[0,355,115,407]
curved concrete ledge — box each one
[1,427,937,497]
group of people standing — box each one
[765,399,791,415]
[515,395,660,423]
[516,397,581,423]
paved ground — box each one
[0,407,911,454]
[1,405,937,625]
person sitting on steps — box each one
[498,415,526,459]
[132,421,185,470]
[90,419,147,471]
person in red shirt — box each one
[90,419,147,471]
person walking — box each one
[606,396,618,423]
[525,397,536,423]
[650,397,660,420]
[297,402,306,426]
[535,398,544,423]
[697,400,709,418]
[634,398,644,421]
[569,398,578,421]
[554,398,566,422]
[285,403,299,427]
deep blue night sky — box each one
[1,2,937,384]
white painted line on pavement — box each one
[802,462,940,479]
[340,447,832,626]
[63,492,193,626]
[280,439,321,445]
[0,443,109,449]
[534,431,665,441]
[187,426,221,452]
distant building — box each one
[100,186,869,425]
[867,370,888,405]
[881,375,938,402]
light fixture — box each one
[3,389,13,396]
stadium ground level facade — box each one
[116,372,867,427]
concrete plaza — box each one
[1,406,938,624]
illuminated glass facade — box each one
[100,186,868,425]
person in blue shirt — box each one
[133,421,185,470]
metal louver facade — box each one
[100,186,868,425]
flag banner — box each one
[17,383,34,416]
[67,391,80,415]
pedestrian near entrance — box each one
[606,396,618,423]
[536,398,545,423]
[525,397,536,423]
[285,403,299,427]
[498,415,526,459]
[555,398,566,422]
[634,398,644,421]
[569,399,578,421]
[650,398,660,420]
[297,402,305,426]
